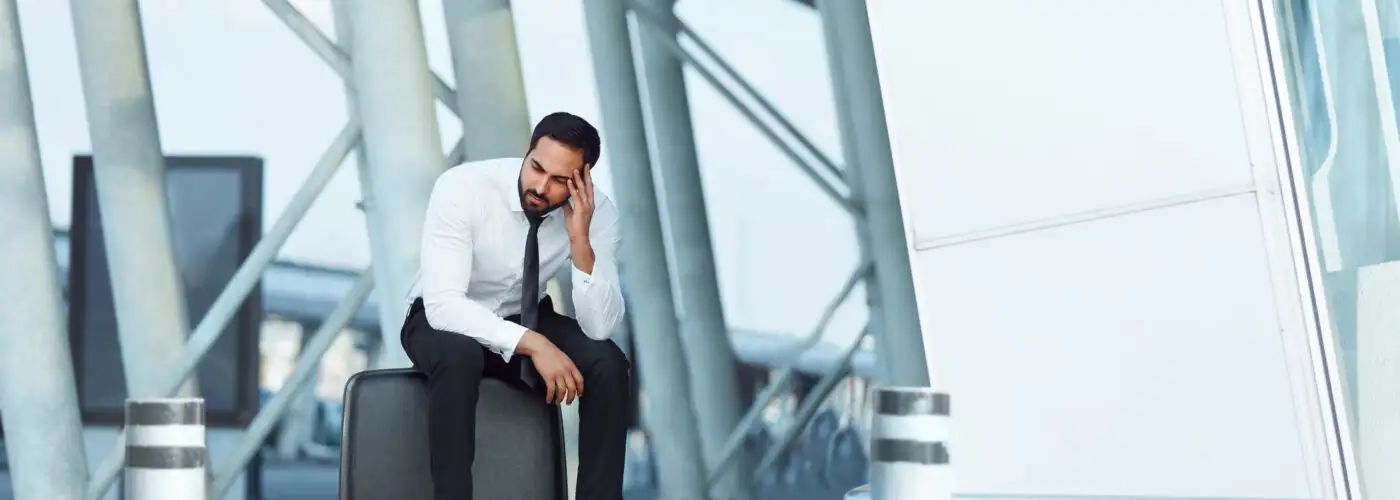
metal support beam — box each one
[705,261,870,484]
[85,121,361,500]
[633,2,754,497]
[344,0,446,369]
[329,0,397,371]
[817,0,930,387]
[260,0,461,118]
[753,328,870,481]
[441,0,531,160]
[438,0,578,313]
[213,272,374,499]
[629,3,844,183]
[70,0,197,399]
[630,5,852,212]
[582,0,710,497]
[0,0,90,496]
[274,323,321,459]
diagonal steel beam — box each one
[705,261,871,487]
[260,0,461,117]
[752,326,871,481]
[631,2,845,184]
[630,4,855,213]
[212,271,374,499]
[85,120,363,500]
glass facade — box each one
[1276,0,1400,495]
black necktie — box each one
[518,213,546,389]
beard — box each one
[518,175,565,216]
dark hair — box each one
[529,112,601,167]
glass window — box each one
[1276,0,1400,496]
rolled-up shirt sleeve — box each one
[419,173,527,362]
[571,195,626,340]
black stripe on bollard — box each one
[873,390,949,416]
[126,446,207,469]
[870,438,948,465]
[126,401,205,426]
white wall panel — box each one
[869,0,1258,245]
[869,0,1345,498]
[913,194,1312,498]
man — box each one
[402,112,630,500]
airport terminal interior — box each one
[3,0,1399,499]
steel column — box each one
[629,5,851,212]
[817,0,930,386]
[329,0,398,371]
[260,0,461,118]
[70,0,197,399]
[441,0,531,160]
[582,0,710,497]
[633,1,755,496]
[439,0,576,313]
[343,0,446,369]
[0,0,90,496]
[86,121,361,500]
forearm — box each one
[570,238,624,340]
[418,169,527,360]
[422,293,527,360]
[571,239,596,275]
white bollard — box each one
[124,398,207,500]
[869,387,951,500]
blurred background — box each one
[1,0,1397,499]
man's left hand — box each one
[563,166,595,244]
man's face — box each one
[519,136,587,215]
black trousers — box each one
[401,297,631,500]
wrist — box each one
[569,232,590,248]
[516,330,544,357]
[571,241,596,274]
[571,239,596,262]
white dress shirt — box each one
[406,157,626,362]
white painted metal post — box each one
[441,0,530,160]
[816,0,931,387]
[632,2,755,496]
[439,0,579,311]
[869,387,951,500]
[69,0,197,397]
[582,0,710,497]
[0,0,90,497]
[342,0,446,369]
[124,398,206,500]
[329,0,399,370]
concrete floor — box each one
[0,446,598,500]
[0,461,340,500]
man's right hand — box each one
[516,331,585,405]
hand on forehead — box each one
[530,137,590,176]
